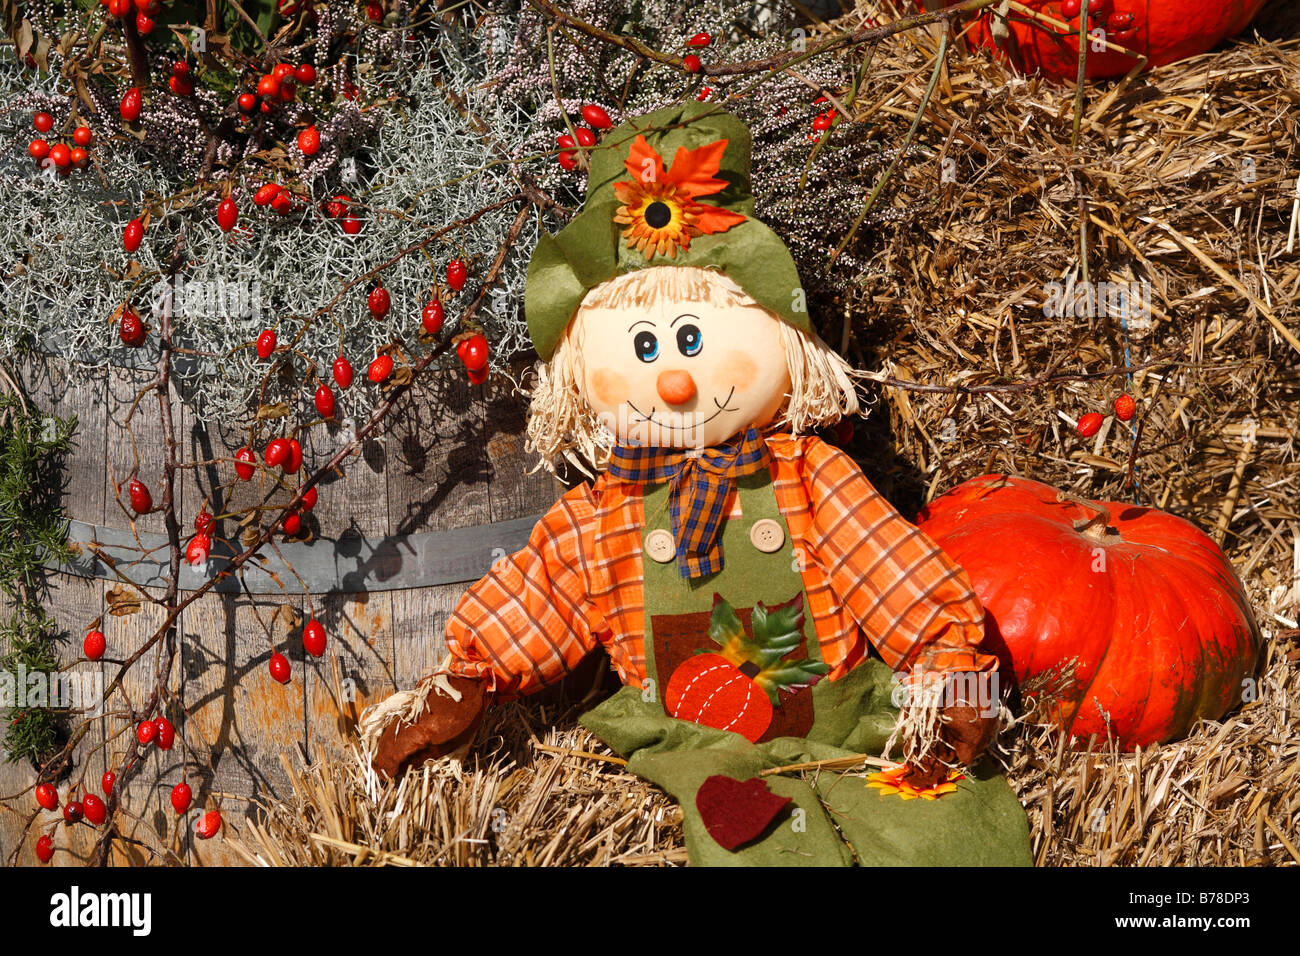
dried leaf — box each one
[390,365,413,387]
[257,402,291,420]
[15,17,31,59]
[241,525,262,547]
[273,603,300,630]
[75,73,98,115]
[33,33,50,72]
[105,585,142,617]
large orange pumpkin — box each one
[938,0,1267,79]
[916,474,1261,748]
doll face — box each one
[579,294,791,449]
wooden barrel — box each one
[0,352,562,865]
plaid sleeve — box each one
[802,438,996,676]
[442,482,608,698]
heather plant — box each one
[487,0,919,311]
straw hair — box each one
[524,266,863,472]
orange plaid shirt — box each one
[444,433,996,698]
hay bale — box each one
[227,700,686,867]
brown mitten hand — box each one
[369,675,487,780]
[900,674,1000,790]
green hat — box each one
[525,101,811,361]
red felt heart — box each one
[696,774,792,851]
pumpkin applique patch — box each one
[663,593,828,742]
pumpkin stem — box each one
[1055,490,1121,543]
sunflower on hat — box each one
[612,135,747,259]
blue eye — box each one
[634,330,659,363]
[676,324,702,357]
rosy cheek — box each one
[589,367,629,407]
[714,349,758,392]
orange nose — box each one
[656,369,697,406]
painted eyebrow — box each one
[671,313,700,328]
[627,319,656,332]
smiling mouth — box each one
[628,387,738,429]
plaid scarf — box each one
[608,426,771,579]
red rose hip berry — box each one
[332,356,354,389]
[264,438,290,469]
[137,720,158,745]
[1114,393,1136,421]
[446,259,468,292]
[119,307,145,347]
[217,197,238,232]
[120,87,142,122]
[123,218,144,252]
[297,126,320,156]
[581,104,612,130]
[170,782,192,814]
[421,300,444,335]
[82,794,107,826]
[302,618,326,657]
[315,383,336,418]
[36,835,55,864]
[154,716,175,750]
[196,810,222,839]
[84,630,106,660]
[36,783,59,811]
[367,284,390,319]
[234,447,256,481]
[284,439,303,474]
[367,355,394,383]
[128,478,152,514]
[456,333,489,372]
[268,652,291,684]
[1076,412,1105,438]
[256,329,277,359]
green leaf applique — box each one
[705,593,829,704]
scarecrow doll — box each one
[364,102,1031,866]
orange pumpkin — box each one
[916,474,1261,748]
[939,0,1267,79]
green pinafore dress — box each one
[580,471,1032,867]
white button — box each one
[644,529,676,564]
[749,519,784,553]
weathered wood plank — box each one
[386,369,490,534]
[482,373,563,523]
[389,583,466,687]
[301,413,390,540]
[47,572,108,866]
[305,590,397,766]
[104,584,185,866]
[104,365,184,537]
[182,588,304,865]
